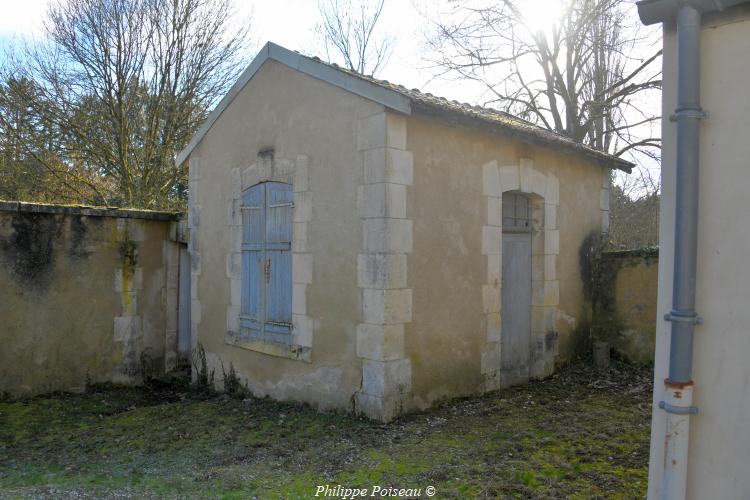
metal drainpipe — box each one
[658,4,704,499]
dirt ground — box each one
[0,360,652,499]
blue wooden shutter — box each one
[240,184,265,335]
[263,182,293,336]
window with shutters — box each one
[241,182,293,343]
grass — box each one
[0,361,652,499]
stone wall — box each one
[593,248,658,363]
[0,201,182,397]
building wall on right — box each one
[648,6,750,499]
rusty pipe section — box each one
[660,380,695,499]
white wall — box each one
[648,6,750,499]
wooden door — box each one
[501,231,532,370]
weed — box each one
[191,343,214,393]
[221,362,246,399]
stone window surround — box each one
[222,152,314,363]
[481,158,560,391]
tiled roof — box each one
[314,58,633,172]
[178,42,633,173]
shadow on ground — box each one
[0,361,652,499]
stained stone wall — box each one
[0,202,182,397]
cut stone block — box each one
[544,203,557,229]
[292,314,314,347]
[363,219,413,253]
[544,254,557,281]
[499,165,520,192]
[292,283,307,315]
[356,323,405,361]
[357,183,407,219]
[293,191,313,222]
[531,169,547,198]
[357,113,386,151]
[544,229,560,255]
[229,277,241,306]
[292,253,313,284]
[363,148,413,185]
[486,312,502,342]
[482,226,502,255]
[483,161,501,197]
[226,304,240,332]
[487,196,502,227]
[114,315,142,342]
[544,280,560,306]
[546,174,560,205]
[482,284,501,313]
[481,341,501,374]
[361,358,412,397]
[362,288,412,325]
[487,254,501,286]
[385,113,407,150]
[115,266,143,293]
[357,253,407,289]
[519,159,535,193]
[293,222,308,252]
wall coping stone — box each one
[0,200,182,221]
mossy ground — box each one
[0,362,652,499]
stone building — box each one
[177,42,631,421]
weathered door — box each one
[501,231,532,370]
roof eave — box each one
[410,101,633,173]
[637,0,750,25]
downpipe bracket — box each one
[669,107,709,122]
[665,309,703,325]
[659,400,699,415]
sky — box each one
[0,0,482,104]
[0,0,661,189]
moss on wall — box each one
[584,244,658,363]
[0,213,63,289]
[0,207,179,397]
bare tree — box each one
[316,0,393,76]
[1,0,251,209]
[424,0,662,180]
[609,182,659,249]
